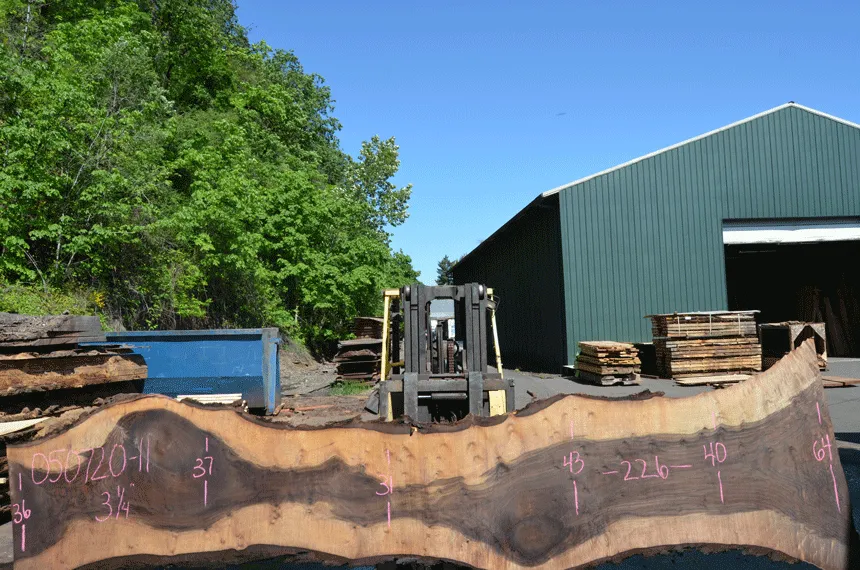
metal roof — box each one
[454,102,860,271]
[542,102,860,198]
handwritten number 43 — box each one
[564,451,585,475]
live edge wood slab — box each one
[7,341,857,570]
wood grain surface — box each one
[7,341,856,569]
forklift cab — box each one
[378,283,514,422]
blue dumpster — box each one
[84,328,281,414]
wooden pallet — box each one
[576,370,640,386]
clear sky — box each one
[235,1,860,283]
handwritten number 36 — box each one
[11,501,31,524]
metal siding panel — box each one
[545,106,860,367]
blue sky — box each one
[235,1,860,283]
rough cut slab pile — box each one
[649,311,762,379]
[353,316,384,340]
[0,313,105,350]
[575,341,640,385]
[0,313,148,524]
[7,341,856,570]
[333,337,382,382]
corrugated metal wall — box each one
[560,105,860,362]
[453,194,565,371]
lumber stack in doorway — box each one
[649,311,762,379]
[7,341,856,570]
[575,341,640,385]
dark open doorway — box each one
[725,240,860,357]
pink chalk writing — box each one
[377,449,393,529]
[563,451,584,475]
[670,465,692,469]
[829,463,841,513]
[569,420,575,440]
[18,472,22,491]
[11,499,30,525]
[193,438,214,508]
[813,435,833,463]
[610,456,671,481]
[573,480,579,515]
[813,401,841,513]
[192,457,214,478]
[703,442,727,466]
[31,436,152,487]
[95,486,130,522]
[717,470,724,503]
[703,441,728,503]
[12,498,31,552]
[376,475,394,496]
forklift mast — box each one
[379,283,514,422]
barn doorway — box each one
[723,219,860,357]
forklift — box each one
[377,283,515,422]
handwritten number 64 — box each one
[192,456,214,478]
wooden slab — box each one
[0,313,105,349]
[6,341,856,570]
[0,350,147,397]
[674,374,753,386]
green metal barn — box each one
[452,103,860,372]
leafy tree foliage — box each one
[0,0,418,350]
[436,255,454,285]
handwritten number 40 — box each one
[192,456,214,478]
[703,442,727,466]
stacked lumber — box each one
[0,313,148,524]
[575,341,640,385]
[0,313,105,350]
[353,316,384,340]
[649,311,761,379]
[333,337,382,382]
[6,343,856,570]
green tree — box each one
[0,0,419,350]
[436,255,455,285]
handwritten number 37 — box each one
[193,456,214,478]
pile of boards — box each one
[0,313,147,523]
[333,317,384,383]
[649,311,761,381]
[575,341,641,385]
